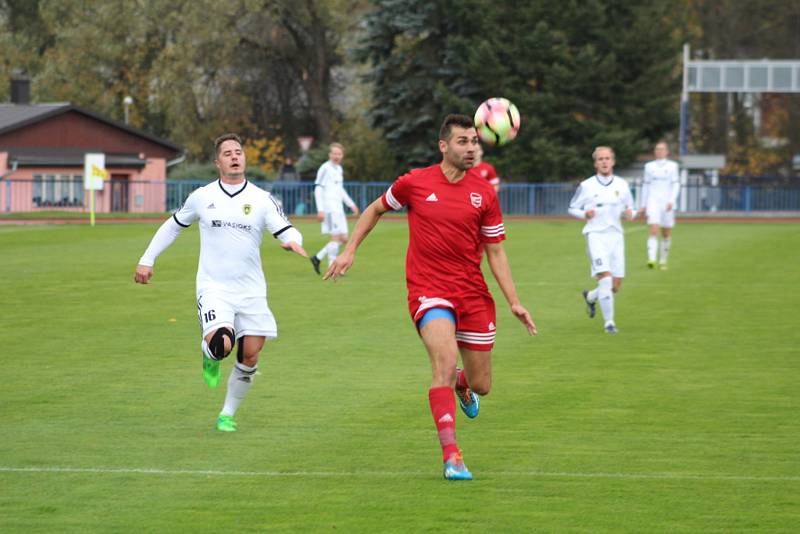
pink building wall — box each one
[0,152,169,213]
[130,158,167,213]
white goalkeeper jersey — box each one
[314,160,355,214]
[139,180,296,298]
[568,174,634,234]
[639,158,680,210]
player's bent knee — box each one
[209,327,235,360]
[472,383,491,396]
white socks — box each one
[659,238,671,264]
[326,241,340,263]
[648,236,672,264]
[316,241,341,264]
[647,236,658,263]
[597,276,614,325]
[201,339,213,360]
[220,362,257,417]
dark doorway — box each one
[110,174,129,212]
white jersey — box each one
[568,174,634,234]
[639,159,680,210]
[314,161,355,214]
[140,180,295,298]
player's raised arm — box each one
[323,197,388,280]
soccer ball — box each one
[473,98,521,146]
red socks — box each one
[428,386,459,461]
[455,368,469,390]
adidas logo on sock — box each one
[438,413,454,423]
[426,193,438,202]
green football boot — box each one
[202,353,221,388]
[216,415,237,432]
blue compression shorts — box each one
[416,307,456,329]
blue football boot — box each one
[456,383,480,419]
[443,451,473,481]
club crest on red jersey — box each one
[470,192,482,208]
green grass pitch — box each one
[1,218,798,532]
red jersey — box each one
[473,161,499,186]
[381,164,505,300]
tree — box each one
[0,0,54,99]
[358,0,685,181]
[0,0,367,164]
[357,0,460,172]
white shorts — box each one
[646,203,676,228]
[586,230,625,278]
[197,291,277,340]
[321,211,348,236]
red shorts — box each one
[409,293,497,351]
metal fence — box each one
[166,181,393,217]
[3,177,800,215]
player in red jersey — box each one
[324,114,537,480]
[473,144,500,192]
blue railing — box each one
[3,177,800,215]
[169,181,798,215]
[680,184,800,212]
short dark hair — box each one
[214,133,243,156]
[439,114,475,141]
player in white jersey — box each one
[568,146,635,334]
[310,143,360,274]
[134,133,307,432]
[638,141,680,270]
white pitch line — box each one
[0,466,797,482]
